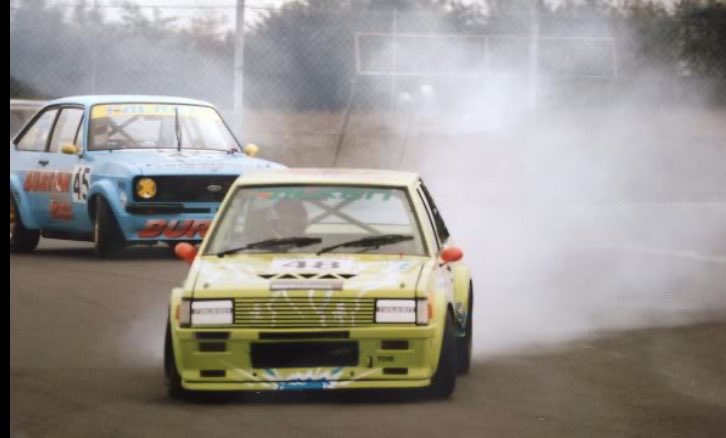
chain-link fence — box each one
[9,1,726,167]
[10,2,726,107]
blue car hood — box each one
[90,149,284,176]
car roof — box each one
[45,95,214,107]
[234,168,421,188]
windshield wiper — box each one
[174,107,182,153]
[316,234,413,255]
[215,237,322,257]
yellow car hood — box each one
[190,253,431,299]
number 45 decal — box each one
[71,165,91,203]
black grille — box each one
[381,340,409,350]
[198,342,227,352]
[250,341,358,368]
[133,175,237,202]
[383,368,408,375]
[195,332,230,340]
[259,331,350,340]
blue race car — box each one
[9,95,284,257]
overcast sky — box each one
[23,0,682,31]
[30,0,291,30]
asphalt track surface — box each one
[10,239,726,438]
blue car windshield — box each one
[88,103,239,152]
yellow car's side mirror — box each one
[243,143,260,157]
[60,143,80,155]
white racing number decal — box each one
[271,258,354,272]
[71,165,91,203]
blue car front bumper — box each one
[118,202,219,243]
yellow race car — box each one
[165,169,473,398]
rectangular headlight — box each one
[191,300,233,326]
[376,299,416,323]
[416,298,429,325]
[178,299,191,327]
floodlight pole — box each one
[233,0,246,137]
[90,0,98,93]
[527,0,540,110]
[390,9,398,114]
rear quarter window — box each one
[16,109,59,152]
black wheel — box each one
[93,197,125,258]
[457,284,473,375]
[164,320,188,399]
[10,194,40,253]
[428,311,457,399]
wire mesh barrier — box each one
[10,3,726,106]
[9,1,726,166]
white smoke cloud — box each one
[353,7,726,356]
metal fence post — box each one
[527,0,540,109]
[90,0,98,93]
[233,0,246,138]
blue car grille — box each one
[133,175,237,203]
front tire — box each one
[428,311,457,399]
[164,321,188,399]
[10,194,40,253]
[94,197,125,258]
[457,284,473,375]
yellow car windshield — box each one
[205,185,427,256]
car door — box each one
[44,106,88,230]
[12,107,60,227]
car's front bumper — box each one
[173,325,440,391]
[117,202,218,242]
